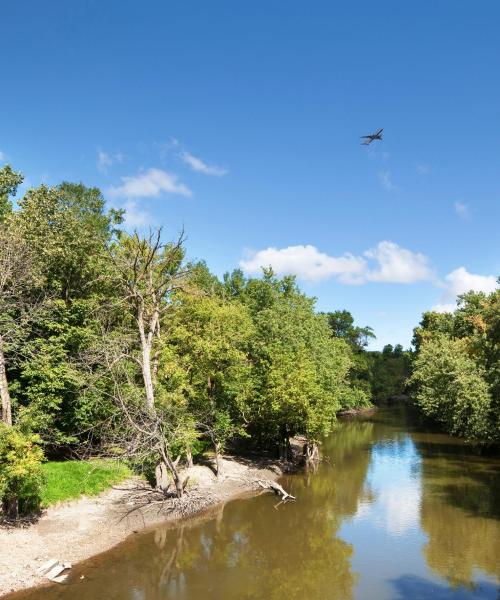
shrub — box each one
[0,424,44,518]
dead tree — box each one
[104,229,191,496]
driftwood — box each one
[255,479,295,501]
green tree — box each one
[9,182,121,446]
[0,423,44,518]
[0,165,23,222]
[169,292,254,476]
[410,335,492,439]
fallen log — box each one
[255,479,295,501]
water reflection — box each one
[414,433,500,589]
[8,408,500,600]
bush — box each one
[0,424,44,518]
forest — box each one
[0,165,403,517]
[0,164,497,520]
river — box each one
[13,406,500,599]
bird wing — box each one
[360,135,372,139]
[374,128,383,136]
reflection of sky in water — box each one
[353,438,421,536]
[339,434,499,600]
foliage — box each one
[324,310,375,350]
[411,287,500,440]
[40,459,132,506]
[368,344,412,402]
[0,165,385,497]
[0,165,23,222]
[0,423,44,517]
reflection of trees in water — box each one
[15,419,382,600]
[414,434,500,588]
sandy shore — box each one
[0,456,283,598]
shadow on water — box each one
[411,439,500,520]
[391,574,499,600]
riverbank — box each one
[0,455,283,598]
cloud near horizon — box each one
[107,168,192,199]
[240,241,435,285]
[240,242,497,311]
[432,267,498,312]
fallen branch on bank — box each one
[255,479,295,501]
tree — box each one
[232,271,352,455]
[324,310,375,351]
[0,165,23,222]
[411,286,500,440]
[105,229,191,497]
[410,335,492,439]
[169,292,254,476]
[0,229,40,425]
[8,182,122,446]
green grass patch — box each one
[40,459,133,507]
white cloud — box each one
[122,200,151,229]
[432,303,457,314]
[97,150,124,174]
[108,168,192,199]
[416,163,431,175]
[364,241,435,284]
[239,245,367,283]
[180,151,227,177]
[454,200,469,220]
[240,241,435,285]
[378,170,398,191]
[0,150,5,162]
[432,267,498,312]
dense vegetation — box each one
[0,165,380,516]
[410,288,500,441]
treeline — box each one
[0,165,377,515]
[410,288,500,441]
[323,310,411,405]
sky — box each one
[1,1,499,349]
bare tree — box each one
[102,229,191,497]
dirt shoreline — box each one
[0,456,284,598]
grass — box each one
[40,459,133,507]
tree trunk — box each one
[0,338,12,426]
[214,442,223,479]
[3,496,19,519]
[137,307,156,412]
[141,341,155,411]
[186,446,194,468]
[159,443,184,498]
[279,435,291,461]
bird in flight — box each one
[360,128,383,145]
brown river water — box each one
[13,406,500,599]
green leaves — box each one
[411,287,500,440]
[0,165,23,222]
[0,423,44,517]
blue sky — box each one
[1,1,499,349]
